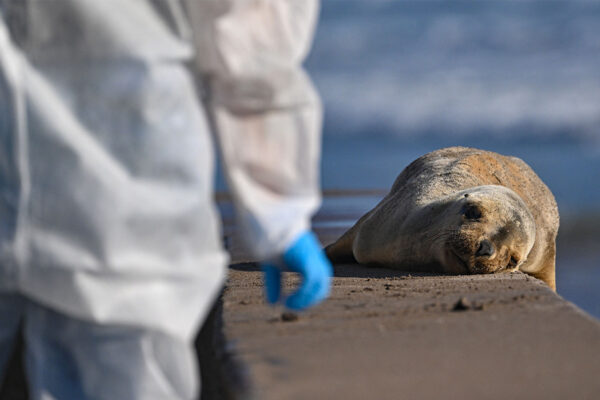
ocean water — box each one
[307,1,600,318]
[309,0,600,144]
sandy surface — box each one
[222,263,600,400]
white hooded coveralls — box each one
[0,0,322,398]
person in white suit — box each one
[0,1,332,398]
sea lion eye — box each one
[508,256,519,268]
[463,204,482,220]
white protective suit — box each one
[0,0,322,398]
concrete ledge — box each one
[220,264,600,399]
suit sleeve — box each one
[186,0,323,260]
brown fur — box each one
[326,147,559,289]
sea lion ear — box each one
[464,193,469,198]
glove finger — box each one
[262,264,282,304]
[285,270,331,310]
[282,232,334,310]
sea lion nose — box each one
[476,239,495,257]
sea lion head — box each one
[439,185,536,275]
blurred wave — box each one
[308,0,600,145]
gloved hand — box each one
[261,231,333,310]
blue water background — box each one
[308,1,600,318]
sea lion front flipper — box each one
[530,241,556,291]
[324,201,386,264]
[324,222,359,263]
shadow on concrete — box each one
[0,330,27,400]
[228,260,445,280]
[229,262,261,272]
[196,293,252,400]
[332,263,444,279]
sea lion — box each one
[326,147,559,289]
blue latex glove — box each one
[262,231,333,310]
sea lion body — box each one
[326,147,559,289]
